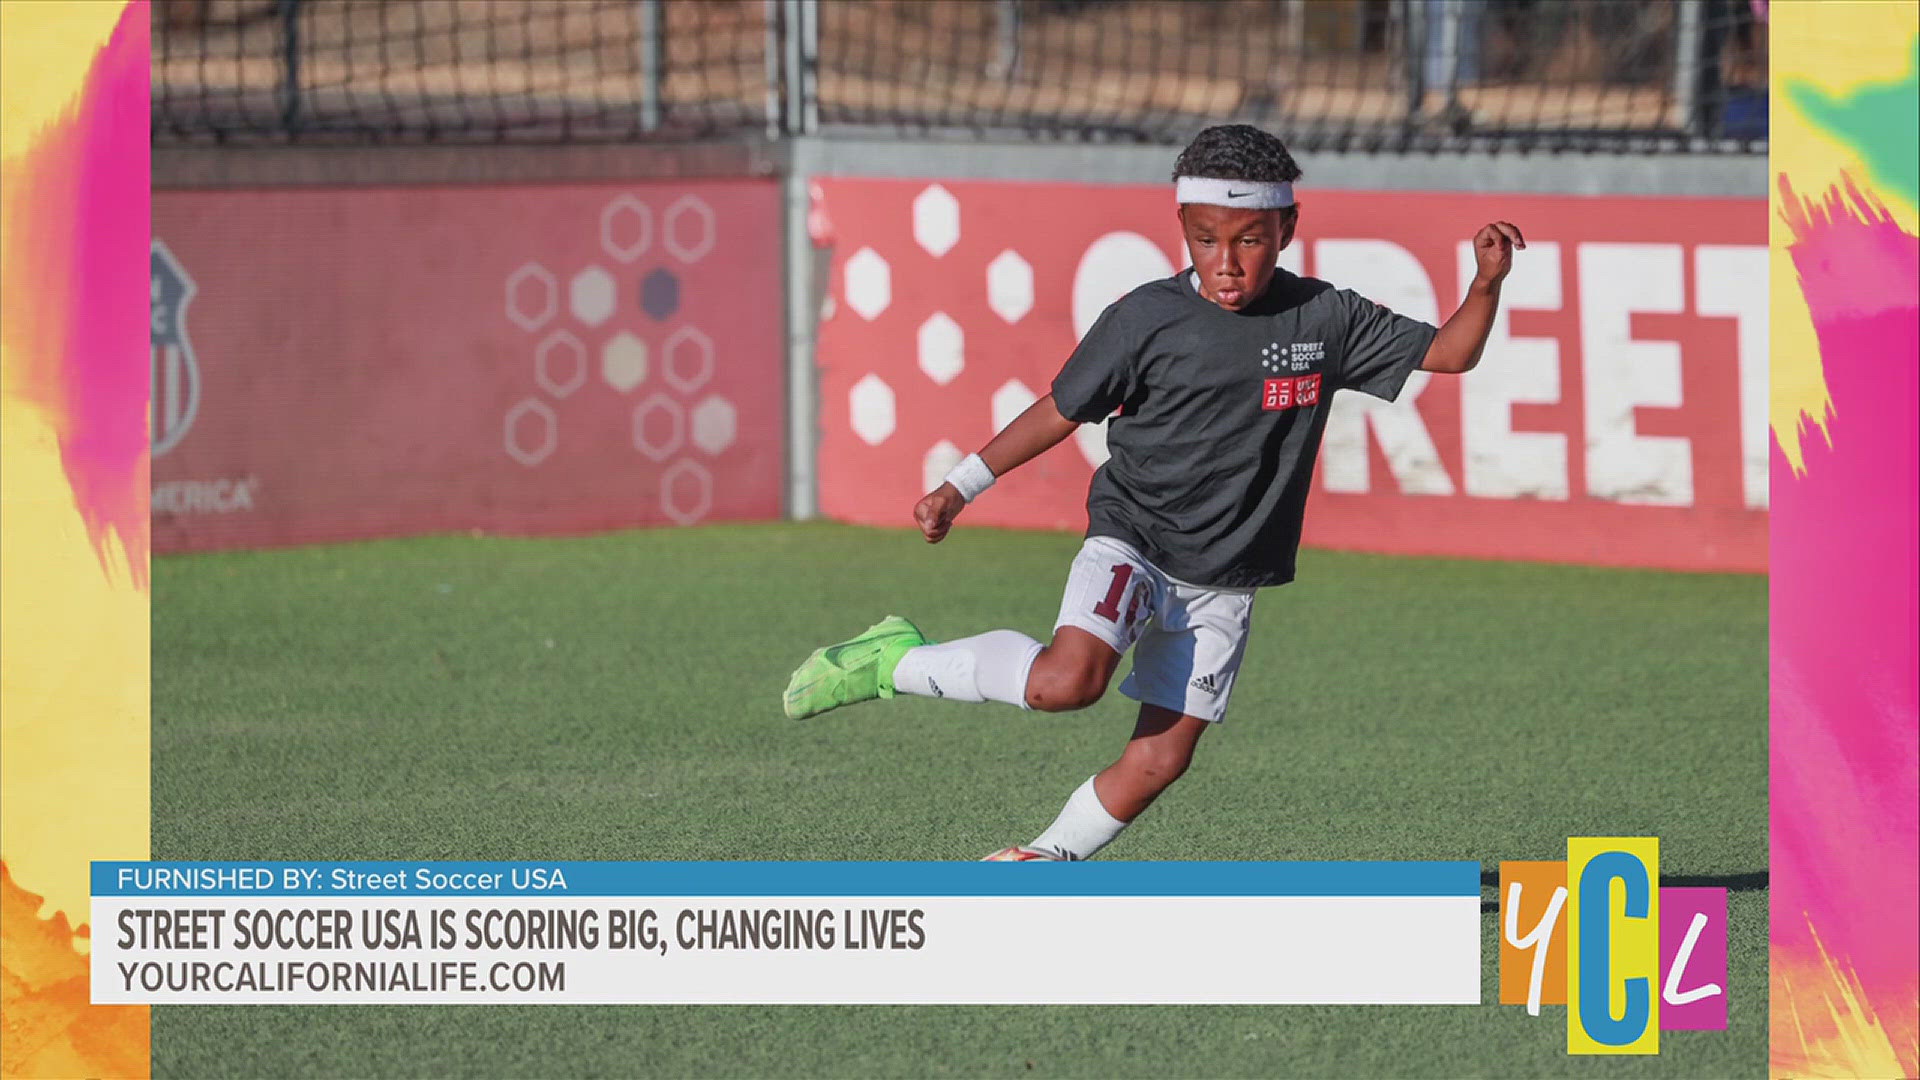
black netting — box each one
[153,0,1768,151]
[153,0,775,142]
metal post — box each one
[782,0,807,135]
[638,0,663,132]
[1673,0,1705,137]
[764,0,783,136]
[278,0,302,135]
[1435,0,1463,114]
[801,0,819,134]
[1401,0,1425,122]
[781,147,820,520]
[991,0,1021,78]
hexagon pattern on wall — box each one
[498,190,750,526]
[816,181,1201,535]
[849,374,896,446]
[663,326,714,395]
[601,195,653,263]
[536,331,587,399]
[570,266,617,327]
[506,263,557,332]
[990,378,1037,434]
[844,248,891,321]
[912,184,960,258]
[661,459,713,525]
[602,331,649,393]
[504,397,557,466]
[641,267,680,320]
[916,312,964,386]
[690,396,738,455]
[986,250,1034,324]
[633,393,685,462]
[664,196,716,264]
[922,439,963,497]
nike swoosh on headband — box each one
[1174,177,1296,208]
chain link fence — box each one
[153,0,1767,151]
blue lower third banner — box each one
[92,861,1482,1005]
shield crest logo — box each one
[150,239,201,457]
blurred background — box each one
[153,0,1768,148]
[150,0,1769,560]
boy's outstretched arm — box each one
[1422,220,1526,374]
[914,393,1080,543]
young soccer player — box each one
[784,124,1523,860]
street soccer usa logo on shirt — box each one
[1499,837,1729,1054]
[1256,339,1322,411]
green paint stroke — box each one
[1786,35,1920,210]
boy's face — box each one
[1178,203,1297,311]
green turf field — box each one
[151,522,1767,1078]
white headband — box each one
[1174,177,1295,209]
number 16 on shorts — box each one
[1092,563,1150,634]
[1055,538,1159,654]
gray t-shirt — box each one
[1051,268,1436,588]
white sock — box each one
[1028,777,1129,861]
[889,630,1041,708]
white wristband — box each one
[943,453,996,503]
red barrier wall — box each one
[151,180,783,552]
[812,178,1766,572]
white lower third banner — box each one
[92,861,1481,1005]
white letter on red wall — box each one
[1579,243,1691,506]
[1693,244,1770,510]
[1458,240,1567,500]
[1317,240,1453,496]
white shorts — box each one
[1052,536,1256,722]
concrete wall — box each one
[154,137,1764,196]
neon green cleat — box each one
[782,615,928,720]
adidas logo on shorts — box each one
[1189,672,1221,696]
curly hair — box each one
[1170,124,1303,184]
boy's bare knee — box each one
[1025,673,1105,712]
[1024,651,1109,712]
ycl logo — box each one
[150,239,200,456]
[1500,838,1728,1055]
[1261,374,1321,411]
